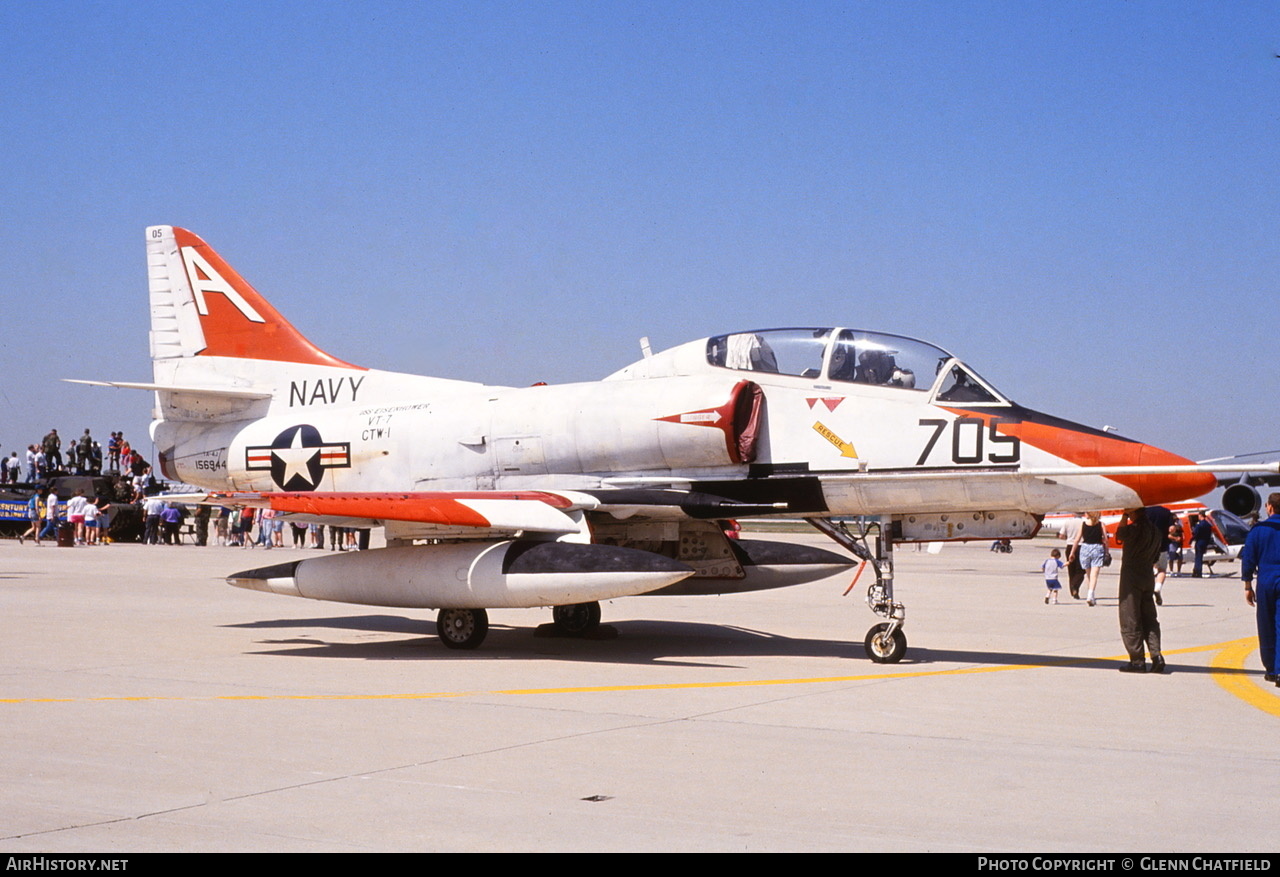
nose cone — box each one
[958,406,1217,506]
[1123,444,1218,506]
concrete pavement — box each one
[2,534,1276,851]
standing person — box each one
[25,445,37,482]
[1043,548,1064,605]
[1241,493,1280,686]
[256,508,275,549]
[1191,514,1214,578]
[1168,516,1185,576]
[1069,511,1108,607]
[193,505,210,546]
[214,507,230,546]
[143,494,165,545]
[83,498,99,546]
[107,432,121,474]
[1146,505,1174,606]
[94,499,110,544]
[159,503,179,544]
[238,507,256,547]
[20,491,44,544]
[65,489,89,545]
[42,429,61,472]
[1115,507,1166,673]
[1059,513,1086,599]
[40,486,60,541]
[78,430,94,473]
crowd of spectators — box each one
[6,426,162,546]
[8,426,367,549]
[3,428,150,485]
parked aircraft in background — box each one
[74,227,1280,660]
[1043,502,1251,571]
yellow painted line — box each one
[1208,636,1280,718]
[3,637,1275,708]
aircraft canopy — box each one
[705,328,1009,405]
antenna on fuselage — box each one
[639,337,653,359]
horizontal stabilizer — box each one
[65,379,272,400]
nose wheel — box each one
[864,622,907,663]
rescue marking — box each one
[812,421,858,458]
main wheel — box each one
[437,608,489,650]
[864,622,907,663]
[551,601,602,635]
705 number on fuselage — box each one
[916,417,1020,466]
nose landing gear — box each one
[808,516,908,664]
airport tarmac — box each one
[2,532,1276,853]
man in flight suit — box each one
[1241,493,1280,686]
[1115,507,1166,673]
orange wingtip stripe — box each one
[262,491,575,526]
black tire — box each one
[864,622,907,663]
[437,608,489,650]
[551,601,602,635]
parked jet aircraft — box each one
[76,226,1280,659]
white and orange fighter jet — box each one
[76,226,1279,658]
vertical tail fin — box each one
[146,225,362,369]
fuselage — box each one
[155,326,1214,520]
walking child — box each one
[1044,548,1064,604]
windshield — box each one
[1209,510,1250,545]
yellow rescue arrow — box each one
[813,421,858,458]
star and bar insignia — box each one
[245,425,351,491]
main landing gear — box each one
[808,516,908,663]
[437,608,489,650]
[436,601,605,649]
[551,601,602,635]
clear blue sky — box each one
[1,1,1276,471]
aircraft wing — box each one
[180,459,1280,534]
[173,486,791,538]
[195,490,598,535]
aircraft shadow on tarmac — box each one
[224,614,1255,675]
